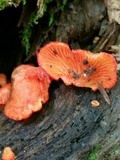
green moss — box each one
[22,0,68,55]
[0,0,21,10]
[48,0,68,26]
[49,13,54,26]
[0,0,7,10]
[58,0,68,11]
[33,0,54,25]
[89,146,101,160]
[33,0,68,25]
[21,0,26,5]
[0,0,68,55]
[22,12,35,55]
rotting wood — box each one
[0,0,120,159]
[0,75,120,159]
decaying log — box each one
[0,0,120,160]
[0,74,120,160]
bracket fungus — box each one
[4,65,51,121]
[37,42,117,91]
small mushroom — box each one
[37,42,117,91]
[0,83,11,109]
[2,146,15,160]
[91,100,100,107]
[4,65,51,121]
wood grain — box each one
[0,75,120,159]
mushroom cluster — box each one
[37,42,117,91]
[0,42,117,120]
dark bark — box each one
[0,76,120,159]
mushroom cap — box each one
[72,50,117,90]
[2,147,15,160]
[4,65,51,121]
[0,83,11,108]
[37,42,79,85]
[37,42,117,91]
[0,73,7,87]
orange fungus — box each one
[72,50,117,91]
[0,73,7,87]
[0,83,11,109]
[4,65,51,121]
[0,73,11,109]
[2,146,15,160]
[37,42,81,85]
[37,42,72,80]
[37,42,117,91]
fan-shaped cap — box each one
[37,42,117,91]
[4,65,51,120]
[72,50,117,90]
[37,42,80,85]
[0,73,7,87]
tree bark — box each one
[0,76,120,159]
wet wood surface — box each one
[0,73,120,159]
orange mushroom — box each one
[0,73,7,87]
[2,146,15,160]
[37,42,79,85]
[4,65,51,121]
[0,73,11,109]
[72,49,117,91]
[0,83,11,109]
[37,42,117,91]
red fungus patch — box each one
[37,42,117,91]
[4,65,51,121]
[2,146,15,160]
